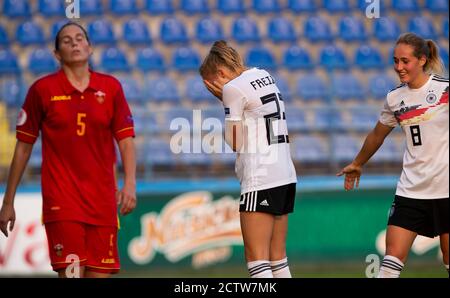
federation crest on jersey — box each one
[95,90,106,104]
[16,108,27,126]
[54,243,64,257]
[425,92,437,104]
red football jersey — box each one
[16,69,135,226]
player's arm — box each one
[116,137,136,215]
[222,84,246,152]
[0,141,33,237]
[225,120,243,152]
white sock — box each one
[270,257,291,278]
[247,260,273,278]
[445,264,449,274]
[377,255,404,278]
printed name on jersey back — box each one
[249,75,275,90]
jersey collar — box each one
[57,68,101,94]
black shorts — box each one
[239,183,296,215]
[387,195,449,238]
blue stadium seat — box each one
[350,107,379,131]
[179,152,213,166]
[146,138,176,166]
[110,0,138,15]
[443,19,449,38]
[319,45,348,70]
[338,16,367,42]
[0,25,9,46]
[272,75,292,100]
[79,0,103,15]
[136,47,166,73]
[3,0,31,17]
[39,0,65,16]
[296,75,329,102]
[245,46,277,70]
[217,0,246,14]
[288,0,317,13]
[332,135,360,162]
[293,136,328,163]
[88,19,116,44]
[203,108,225,122]
[100,47,130,72]
[117,76,142,103]
[314,109,345,131]
[268,17,297,43]
[425,0,448,12]
[372,137,402,163]
[172,46,201,72]
[373,17,401,42]
[196,17,224,44]
[181,0,210,14]
[160,17,189,44]
[392,0,419,13]
[28,48,58,75]
[408,16,436,39]
[253,0,281,14]
[51,20,70,40]
[29,140,42,167]
[123,19,151,45]
[232,17,261,43]
[132,107,160,135]
[145,0,174,14]
[0,49,20,74]
[145,76,180,103]
[368,74,397,99]
[354,45,385,70]
[304,16,333,42]
[185,76,215,102]
[440,47,448,71]
[16,21,46,45]
[283,46,313,70]
[323,0,350,12]
[0,78,23,106]
[331,73,365,101]
[285,106,309,132]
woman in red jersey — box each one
[0,22,137,278]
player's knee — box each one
[385,248,408,263]
[244,246,270,262]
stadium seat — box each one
[283,46,313,70]
[319,45,348,70]
[132,107,160,134]
[51,20,70,40]
[304,16,333,42]
[0,49,20,74]
[408,16,437,39]
[88,19,116,44]
[110,0,138,15]
[0,25,9,46]
[293,136,328,163]
[252,0,281,14]
[38,0,65,17]
[3,0,31,18]
[368,73,398,99]
[16,21,46,45]
[136,47,166,73]
[245,46,277,70]
[323,0,350,13]
[272,74,292,100]
[181,0,210,14]
[314,109,343,131]
[232,17,261,43]
[145,138,176,166]
[338,16,367,42]
[217,0,246,14]
[179,151,213,166]
[392,0,419,13]
[117,76,142,103]
[185,76,215,102]
[332,135,360,162]
[172,46,201,72]
[357,0,387,13]
[123,19,151,45]
[145,0,174,14]
[29,140,42,167]
[331,73,365,101]
[79,0,103,15]
[443,19,449,38]
[372,138,402,162]
[285,106,309,132]
[196,17,225,44]
[288,0,317,13]
[145,76,180,103]
[203,107,225,122]
[160,17,189,44]
[28,48,58,75]
[425,0,448,12]
[354,45,385,70]
[268,17,297,43]
[350,107,379,131]
[373,17,401,42]
[0,78,23,106]
[100,47,130,72]
[296,75,329,102]
[440,47,448,72]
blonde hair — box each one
[199,40,244,78]
[396,32,444,75]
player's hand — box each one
[0,202,16,237]
[117,184,136,216]
[203,79,223,101]
[336,163,362,191]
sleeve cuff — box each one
[16,130,38,144]
[114,127,135,141]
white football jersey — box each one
[222,68,297,194]
[379,74,449,199]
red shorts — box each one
[44,221,120,274]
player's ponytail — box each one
[199,40,244,78]
[396,33,445,75]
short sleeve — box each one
[379,100,398,128]
[16,84,43,144]
[222,83,246,121]
[112,82,135,141]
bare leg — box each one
[84,269,111,278]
